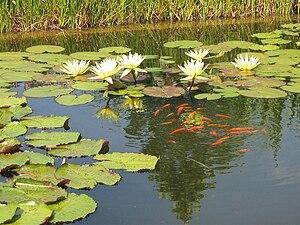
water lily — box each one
[60,59,89,77]
[118,52,147,84]
[185,49,210,61]
[231,54,260,71]
[178,59,209,91]
[89,58,120,84]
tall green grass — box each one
[0,0,298,32]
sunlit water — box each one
[1,18,300,225]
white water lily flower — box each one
[185,49,210,61]
[60,59,89,76]
[118,52,147,78]
[89,58,120,84]
[231,54,260,71]
[178,59,209,82]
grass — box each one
[0,0,299,32]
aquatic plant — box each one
[178,59,209,91]
[60,59,89,77]
[185,49,210,61]
[231,54,260,71]
[89,58,120,84]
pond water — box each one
[1,18,300,225]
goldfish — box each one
[215,113,232,119]
[166,113,174,118]
[209,131,218,136]
[196,107,205,111]
[154,109,160,116]
[238,148,252,153]
[177,107,184,116]
[162,103,171,108]
[168,128,186,135]
[210,136,230,146]
[202,116,213,122]
[160,121,173,125]
[176,103,189,108]
[207,123,229,128]
[228,127,254,132]
[227,130,252,135]
[187,125,204,131]
[261,128,267,133]
[168,140,176,143]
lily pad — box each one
[280,83,300,93]
[0,138,22,153]
[255,64,293,73]
[0,122,27,141]
[143,86,185,98]
[0,71,42,82]
[23,86,73,98]
[25,151,54,165]
[55,163,121,189]
[163,40,203,49]
[194,93,222,100]
[20,115,69,129]
[222,40,254,49]
[71,81,108,91]
[25,45,65,53]
[25,131,80,148]
[0,97,27,108]
[251,32,281,39]
[248,44,279,51]
[0,152,28,172]
[218,68,255,77]
[94,152,159,172]
[98,46,131,54]
[0,109,13,126]
[233,77,285,87]
[48,139,106,158]
[0,179,67,204]
[9,105,32,120]
[70,51,110,60]
[238,87,287,98]
[28,53,70,65]
[0,52,29,61]
[55,94,95,106]
[261,38,291,45]
[32,74,69,83]
[265,49,300,57]
[48,193,97,223]
[0,203,17,223]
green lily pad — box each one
[280,83,300,93]
[255,64,293,73]
[71,81,108,91]
[25,45,65,54]
[98,46,131,54]
[281,23,300,29]
[49,193,97,223]
[23,86,73,98]
[233,76,285,87]
[0,71,42,82]
[8,203,52,225]
[0,109,13,126]
[222,40,254,49]
[0,203,17,223]
[163,40,203,49]
[0,97,27,108]
[55,163,121,189]
[0,138,21,153]
[20,115,69,129]
[265,49,300,57]
[194,93,222,100]
[144,67,163,73]
[0,152,28,172]
[218,68,255,77]
[70,51,110,61]
[94,152,159,172]
[48,139,106,158]
[9,105,32,120]
[0,178,67,204]
[25,151,54,165]
[0,52,29,61]
[32,74,69,83]
[248,44,279,51]
[261,38,291,45]
[0,122,27,141]
[55,94,95,106]
[144,55,159,60]
[25,131,80,148]
[251,32,281,39]
[28,53,70,65]
[143,86,185,98]
[238,87,287,98]
[260,57,299,66]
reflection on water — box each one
[1,18,300,225]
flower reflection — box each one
[123,96,143,111]
[96,106,119,121]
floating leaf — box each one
[23,86,73,98]
[71,81,108,91]
[251,32,281,39]
[260,57,299,66]
[28,53,69,65]
[218,68,255,77]
[261,38,291,45]
[48,193,97,223]
[21,115,69,129]
[194,93,222,100]
[8,105,32,120]
[0,71,42,82]
[144,55,159,60]
[144,67,163,73]
[55,94,95,106]
[0,109,13,126]
[94,152,159,172]
[0,122,27,141]
[70,51,110,60]
[55,163,121,189]
[238,87,287,98]
[98,46,131,54]
[233,76,285,87]
[248,44,279,51]
[26,45,65,53]
[0,152,28,172]
[255,64,293,73]
[0,203,17,223]
[280,83,300,93]
[48,139,106,158]
[25,151,54,165]
[32,74,69,83]
[0,179,67,204]
[25,131,80,148]
[0,52,29,61]
[0,138,21,153]
[222,40,254,49]
[163,40,202,49]
[265,49,300,57]
[0,97,27,108]
[143,86,185,98]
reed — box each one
[0,0,298,33]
